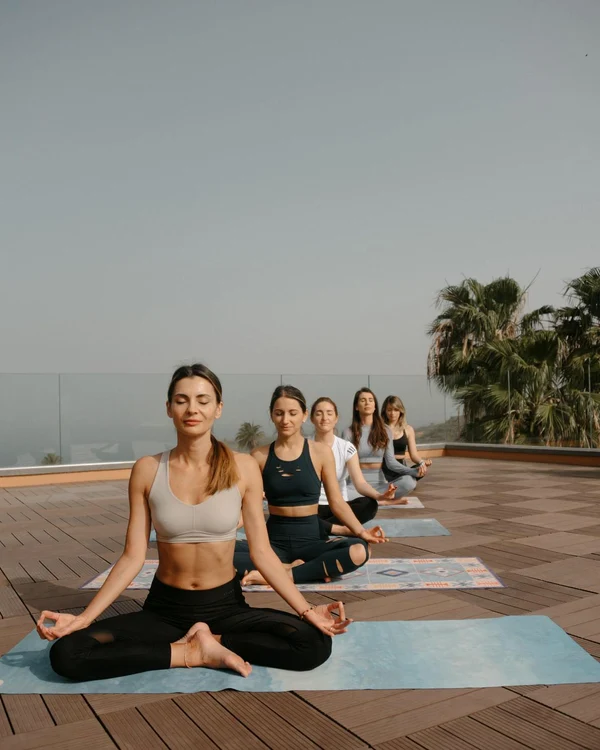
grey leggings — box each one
[347,467,417,501]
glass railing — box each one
[0,372,596,469]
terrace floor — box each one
[1,457,600,749]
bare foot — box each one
[379,497,408,506]
[242,560,304,586]
[184,623,252,677]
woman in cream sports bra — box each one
[38,364,350,681]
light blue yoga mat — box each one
[365,518,449,537]
[1,617,599,694]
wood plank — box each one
[351,688,513,744]
[473,704,586,750]
[175,693,271,750]
[407,725,484,750]
[253,692,368,749]
[138,699,220,749]
[43,694,94,725]
[3,695,54,734]
[525,683,600,708]
[215,691,323,750]
[85,693,176,715]
[1,718,116,750]
[442,715,532,750]
[100,708,168,750]
[500,696,600,749]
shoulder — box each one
[130,453,162,491]
[340,438,357,459]
[308,439,330,458]
[341,427,352,440]
[233,451,262,478]
[244,444,271,468]
[405,424,416,436]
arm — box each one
[405,425,429,469]
[37,457,153,640]
[318,444,385,544]
[346,453,394,502]
[383,427,420,477]
[240,454,350,634]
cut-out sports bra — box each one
[262,439,321,507]
[148,451,241,543]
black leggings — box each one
[49,576,331,681]
[234,514,370,584]
[317,496,378,537]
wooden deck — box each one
[1,457,599,749]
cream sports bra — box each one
[148,451,241,543]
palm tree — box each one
[235,422,266,452]
[41,453,62,465]
[427,270,600,447]
[427,276,551,434]
[456,331,600,446]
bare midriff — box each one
[268,504,318,518]
[155,540,236,590]
[359,462,382,470]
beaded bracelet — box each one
[299,606,315,620]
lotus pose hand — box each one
[303,601,352,636]
[377,483,398,502]
[358,526,387,544]
[37,611,88,641]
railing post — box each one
[507,369,512,444]
[58,374,63,464]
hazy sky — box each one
[2,0,599,376]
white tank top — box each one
[318,436,357,504]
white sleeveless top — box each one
[318,436,357,504]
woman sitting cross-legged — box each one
[311,396,396,538]
[381,395,432,480]
[234,385,387,587]
[343,388,426,504]
[37,364,351,681]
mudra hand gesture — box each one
[359,525,388,543]
[303,601,352,636]
[37,611,87,641]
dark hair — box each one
[310,397,338,418]
[350,387,389,450]
[381,395,407,431]
[168,363,223,404]
[269,385,307,414]
[167,363,238,493]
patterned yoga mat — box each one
[81,557,503,592]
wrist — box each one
[78,611,94,627]
[299,605,315,620]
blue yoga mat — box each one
[235,518,449,542]
[1,617,598,694]
[365,518,449,536]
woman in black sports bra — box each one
[234,385,387,586]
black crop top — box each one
[262,439,321,507]
[392,433,408,457]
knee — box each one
[296,626,332,670]
[349,540,369,567]
[365,497,378,520]
[398,477,417,494]
[49,634,86,681]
